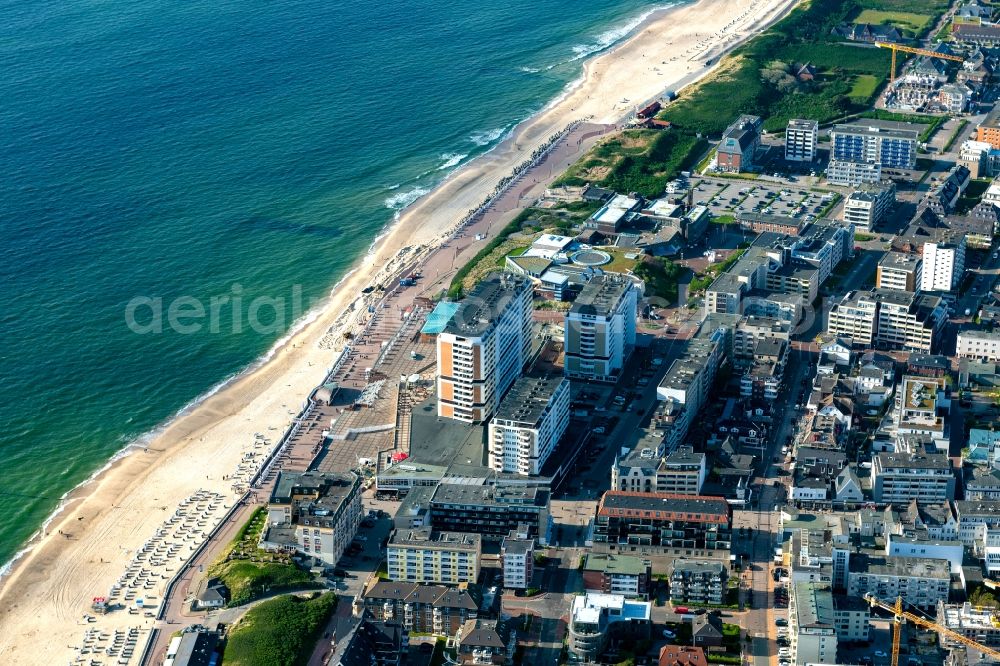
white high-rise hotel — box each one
[785,119,818,162]
[488,375,570,476]
[564,274,638,383]
[920,235,966,292]
[436,274,533,423]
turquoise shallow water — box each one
[0,0,670,567]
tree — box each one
[969,586,998,608]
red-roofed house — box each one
[659,645,709,666]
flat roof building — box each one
[564,274,638,383]
[386,528,482,585]
[437,274,533,423]
[786,119,819,163]
[958,329,1000,363]
[583,553,652,599]
[789,582,838,666]
[872,451,955,505]
[429,482,551,543]
[569,592,652,662]
[831,122,919,169]
[877,252,922,292]
[593,492,731,553]
[489,375,570,476]
[844,181,896,232]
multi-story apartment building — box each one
[886,533,963,572]
[843,181,896,231]
[955,500,1000,548]
[827,289,945,353]
[831,122,919,169]
[893,375,948,443]
[564,274,637,383]
[656,446,707,495]
[920,235,967,292]
[568,593,652,662]
[582,553,652,599]
[871,451,955,504]
[958,330,1000,362]
[669,560,727,605]
[826,159,882,186]
[614,441,709,496]
[262,470,362,566]
[827,290,880,346]
[876,290,946,353]
[592,492,731,553]
[733,316,791,367]
[788,219,854,284]
[832,595,871,642]
[966,467,1000,502]
[742,290,803,324]
[437,274,532,423]
[703,241,778,314]
[655,328,730,454]
[429,483,551,543]
[787,526,851,590]
[959,139,992,178]
[488,375,569,476]
[846,557,950,610]
[740,337,788,401]
[716,115,762,173]
[785,119,819,162]
[500,527,534,590]
[363,581,480,637]
[877,252,922,291]
[386,528,482,585]
[788,582,838,666]
[765,264,819,303]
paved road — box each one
[501,547,583,666]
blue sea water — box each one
[0,0,670,567]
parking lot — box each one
[695,177,838,224]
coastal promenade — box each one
[142,119,615,665]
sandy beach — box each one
[0,0,800,662]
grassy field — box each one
[208,508,317,606]
[447,199,601,298]
[857,0,948,13]
[222,593,336,666]
[556,129,707,198]
[660,0,893,135]
[853,8,932,33]
[598,247,641,274]
[847,74,880,103]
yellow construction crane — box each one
[864,594,1000,666]
[875,41,965,82]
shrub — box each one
[222,593,336,666]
